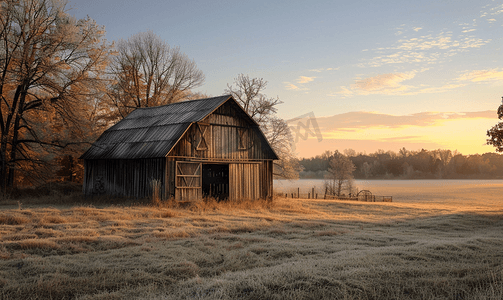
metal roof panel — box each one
[80,95,277,160]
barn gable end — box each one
[81,95,277,201]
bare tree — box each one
[431,149,452,177]
[226,74,281,124]
[399,147,409,158]
[325,150,356,197]
[0,0,111,190]
[263,116,300,179]
[487,97,503,152]
[225,74,301,179]
[343,148,356,157]
[106,31,205,120]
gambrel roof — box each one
[80,95,278,160]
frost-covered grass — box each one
[0,197,502,299]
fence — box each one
[279,187,392,202]
[327,195,393,202]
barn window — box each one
[238,128,248,150]
[196,123,210,151]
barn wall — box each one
[83,158,165,198]
[164,159,273,201]
[229,163,260,200]
[166,157,175,198]
[260,160,274,200]
[169,124,268,160]
[168,101,275,160]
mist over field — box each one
[275,179,503,207]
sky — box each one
[68,0,503,158]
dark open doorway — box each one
[202,164,229,200]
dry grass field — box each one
[0,193,502,299]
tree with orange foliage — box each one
[487,97,503,152]
[0,0,111,190]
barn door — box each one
[175,161,202,201]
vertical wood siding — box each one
[83,158,165,198]
[168,101,275,160]
[229,163,260,200]
[83,100,275,201]
[164,100,275,201]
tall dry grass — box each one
[0,195,502,299]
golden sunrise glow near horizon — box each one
[69,0,503,158]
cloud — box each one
[297,76,316,84]
[284,82,309,91]
[316,111,438,131]
[309,67,339,72]
[313,110,494,132]
[362,27,491,68]
[379,135,422,142]
[330,86,353,97]
[334,72,419,96]
[396,33,489,51]
[416,83,465,94]
[284,83,300,90]
[483,3,503,20]
[462,111,498,118]
[291,110,496,157]
[354,72,415,92]
[285,75,319,91]
[361,3,500,69]
[458,69,503,82]
[336,83,466,97]
[333,67,502,97]
[335,81,465,97]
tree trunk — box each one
[337,179,343,197]
[0,151,6,192]
[0,84,23,191]
[6,84,28,188]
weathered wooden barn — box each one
[80,95,278,201]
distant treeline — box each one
[299,148,503,179]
